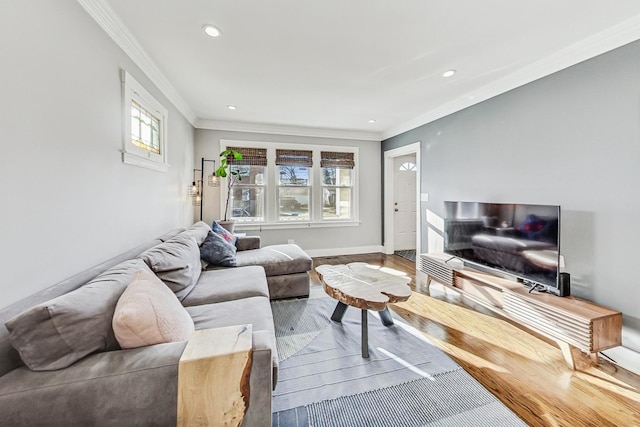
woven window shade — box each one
[226,147,267,166]
[275,149,313,167]
[320,151,355,169]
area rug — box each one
[270,297,526,427]
[394,250,416,263]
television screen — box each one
[443,201,560,290]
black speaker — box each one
[558,272,571,297]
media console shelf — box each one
[420,253,622,370]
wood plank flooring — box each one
[311,253,640,427]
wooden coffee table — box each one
[315,262,412,358]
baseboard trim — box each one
[305,245,384,258]
[602,344,640,376]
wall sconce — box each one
[189,168,202,206]
[207,162,220,187]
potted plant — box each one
[215,149,243,232]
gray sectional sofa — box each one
[0,222,312,426]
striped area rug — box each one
[270,297,525,427]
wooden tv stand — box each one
[420,253,622,370]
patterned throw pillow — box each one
[200,230,237,267]
[211,220,237,246]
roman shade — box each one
[320,151,355,169]
[275,149,313,167]
[226,147,267,166]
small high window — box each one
[121,71,169,171]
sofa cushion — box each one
[200,230,237,267]
[113,269,194,349]
[181,266,269,307]
[138,233,201,301]
[0,341,186,425]
[185,296,278,370]
[235,244,312,276]
[212,220,237,246]
[4,259,150,371]
[183,221,212,246]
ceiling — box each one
[89,0,640,140]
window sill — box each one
[122,152,169,172]
[234,221,361,231]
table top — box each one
[315,262,412,311]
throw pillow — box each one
[5,258,151,371]
[138,233,202,301]
[112,269,195,349]
[200,230,237,267]
[212,220,237,246]
[184,221,212,246]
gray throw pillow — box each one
[5,258,151,371]
[200,230,237,267]
[138,232,202,301]
[184,221,211,246]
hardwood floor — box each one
[311,253,640,427]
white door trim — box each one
[384,142,421,259]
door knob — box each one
[394,208,399,212]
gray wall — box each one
[0,0,195,308]
[195,129,382,254]
[383,39,640,352]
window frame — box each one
[121,70,169,172]
[320,166,354,221]
[229,164,267,222]
[276,149,313,223]
[277,165,312,222]
[220,140,359,229]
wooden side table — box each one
[177,324,252,427]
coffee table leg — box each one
[379,307,394,326]
[361,309,369,358]
[331,301,348,322]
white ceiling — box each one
[88,0,640,140]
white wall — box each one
[0,0,195,308]
[194,129,381,254]
[383,38,640,354]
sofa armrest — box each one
[236,235,261,251]
[178,325,253,427]
[243,330,274,426]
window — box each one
[321,151,354,220]
[220,141,358,227]
[399,162,416,171]
[276,149,312,222]
[227,147,267,221]
[121,71,169,171]
[131,101,160,154]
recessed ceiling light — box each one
[203,25,221,37]
[227,105,237,110]
[442,69,456,78]
[368,119,376,124]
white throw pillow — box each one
[113,269,195,349]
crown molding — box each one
[196,119,382,141]
[76,0,198,126]
[382,14,640,140]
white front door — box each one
[393,155,417,251]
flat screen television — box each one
[443,201,561,293]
